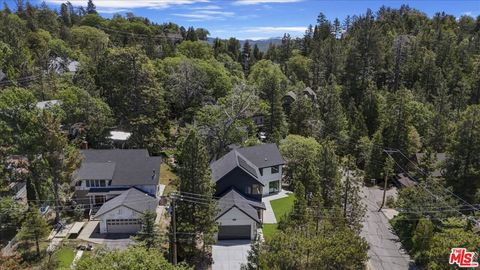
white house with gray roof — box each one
[93,187,158,234]
[72,149,161,234]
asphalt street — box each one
[361,186,417,270]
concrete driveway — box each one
[212,240,251,270]
[77,220,134,250]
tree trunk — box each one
[35,234,40,256]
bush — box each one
[386,195,395,208]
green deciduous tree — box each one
[97,47,169,154]
[76,247,190,270]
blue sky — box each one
[4,0,480,39]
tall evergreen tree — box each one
[86,0,97,14]
[176,130,217,266]
[248,60,288,143]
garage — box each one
[106,219,141,233]
[218,225,251,240]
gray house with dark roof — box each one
[211,143,284,200]
[211,143,284,240]
[72,149,161,213]
[215,189,266,240]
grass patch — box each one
[54,247,75,270]
[270,194,295,221]
[160,163,177,196]
[262,224,278,238]
[262,194,295,238]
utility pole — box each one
[171,194,177,265]
[379,151,394,212]
[378,170,389,212]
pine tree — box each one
[185,27,197,41]
[135,210,159,249]
[176,129,217,266]
[86,0,97,14]
[289,182,309,228]
[248,60,288,143]
[365,130,385,181]
[18,208,50,257]
[241,41,252,76]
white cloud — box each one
[190,4,222,10]
[97,8,129,14]
[233,0,302,5]
[243,26,307,34]
[173,10,235,21]
[46,0,209,10]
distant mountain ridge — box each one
[207,37,282,52]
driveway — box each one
[361,186,417,270]
[261,190,291,224]
[77,220,134,250]
[212,240,251,270]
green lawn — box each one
[263,194,295,238]
[160,163,177,196]
[270,194,295,221]
[54,247,75,270]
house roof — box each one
[211,144,284,184]
[75,162,116,180]
[108,131,132,141]
[36,100,61,110]
[74,149,161,186]
[395,173,417,188]
[236,143,284,168]
[415,152,446,177]
[216,189,265,224]
[283,91,297,101]
[303,87,317,98]
[94,187,158,219]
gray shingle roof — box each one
[94,187,158,219]
[216,189,265,223]
[75,162,115,180]
[75,149,161,186]
[236,143,284,168]
[211,144,284,183]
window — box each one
[100,180,106,187]
[245,186,252,194]
[271,166,279,174]
[259,168,263,176]
[75,181,82,187]
[252,184,262,195]
[86,180,91,187]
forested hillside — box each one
[1,1,480,269]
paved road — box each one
[361,186,417,270]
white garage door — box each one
[106,219,141,233]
